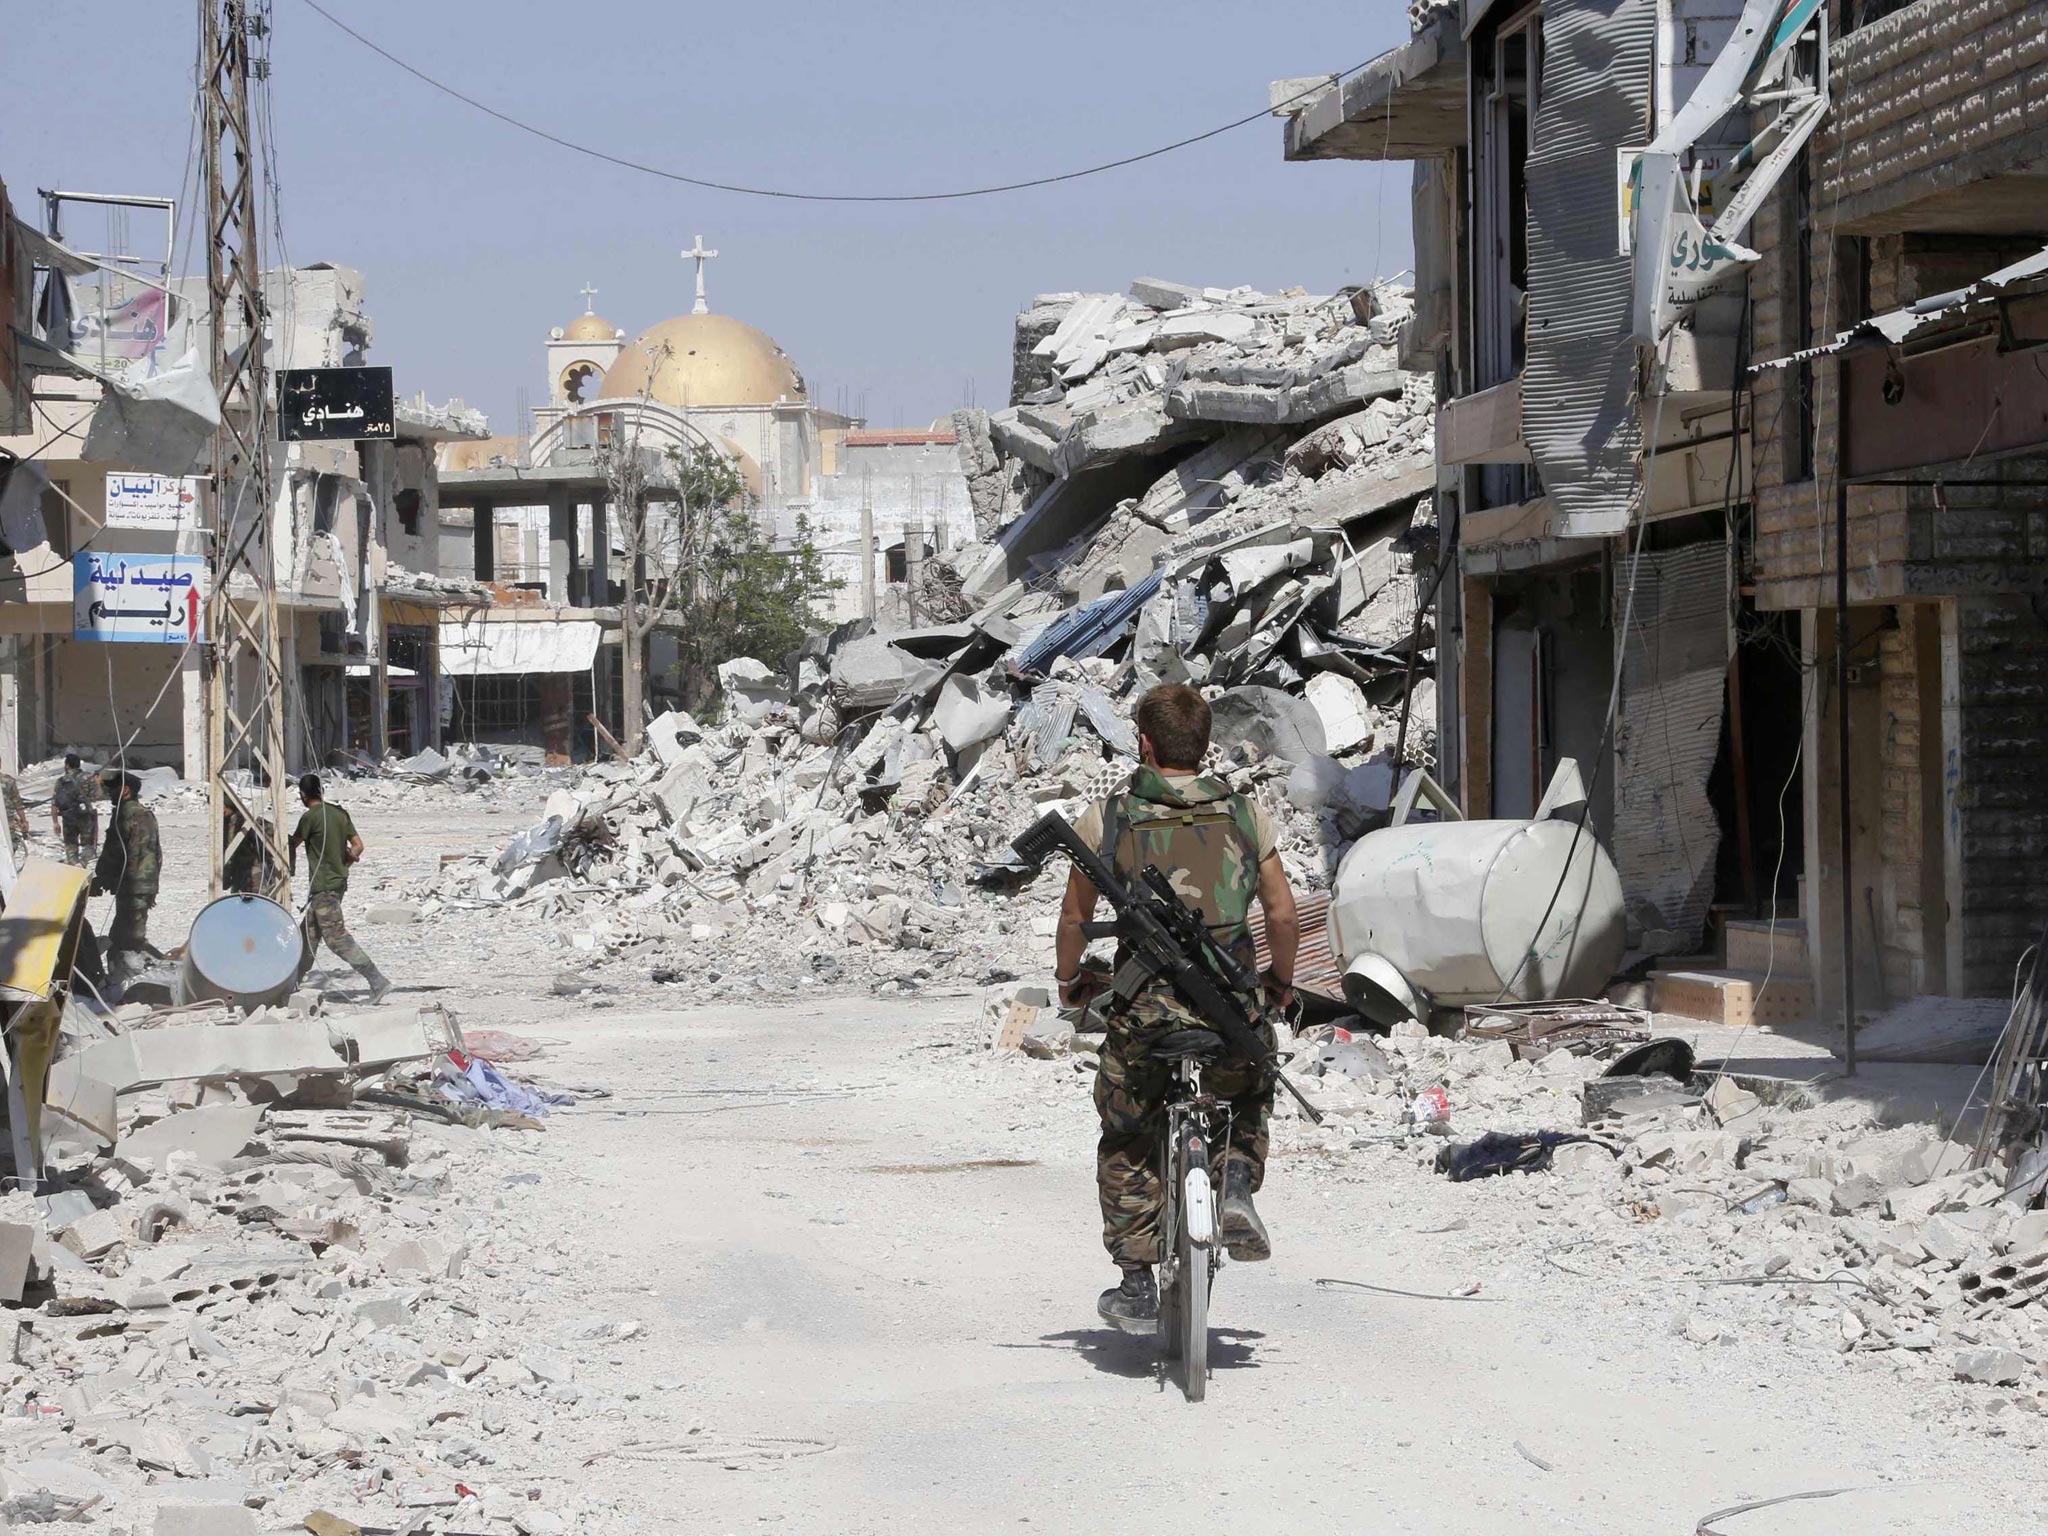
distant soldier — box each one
[0,772,27,856]
[51,753,98,866]
[92,771,162,965]
[289,773,391,1004]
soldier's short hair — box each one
[299,773,323,801]
[64,753,80,770]
[1135,684,1210,771]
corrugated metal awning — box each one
[1752,243,2048,372]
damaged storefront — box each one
[1279,0,1820,1007]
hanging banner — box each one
[102,472,201,531]
[73,550,207,644]
[277,366,395,442]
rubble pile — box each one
[991,996,2048,1399]
[411,686,1379,1003]
[0,998,608,1534]
[409,275,1444,999]
[941,279,1438,737]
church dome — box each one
[598,313,806,408]
[563,312,617,342]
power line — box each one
[296,0,1372,204]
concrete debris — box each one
[982,989,2048,1404]
[0,982,580,1535]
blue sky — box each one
[7,1,1414,434]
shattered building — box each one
[0,227,487,776]
[1277,0,2048,1036]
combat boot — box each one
[361,968,393,1006]
[1096,1265,1158,1334]
[1219,1159,1270,1261]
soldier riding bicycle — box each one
[1051,683,1300,1332]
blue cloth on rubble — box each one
[436,1052,574,1117]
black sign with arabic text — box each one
[277,366,396,442]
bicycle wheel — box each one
[1179,1204,1208,1400]
[1160,1256,1183,1360]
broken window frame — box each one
[1472,3,1542,395]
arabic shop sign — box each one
[73,551,207,645]
[277,366,395,442]
[103,472,201,531]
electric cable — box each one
[297,0,1374,204]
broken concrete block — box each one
[933,673,1011,753]
[1703,1075,1762,1125]
[1953,1346,2029,1385]
[363,903,420,924]
[642,710,703,767]
[1918,1214,1979,1265]
[716,657,789,724]
[154,1507,258,1536]
[117,1104,267,1171]
[0,1218,34,1303]
[1885,1172,1976,1222]
[1209,686,1327,766]
[1129,276,1202,310]
[1829,1175,1887,1215]
[2006,1209,2048,1255]
[1303,673,1375,756]
[56,1205,128,1259]
[829,635,910,710]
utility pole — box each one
[904,510,926,627]
[859,469,876,621]
[200,0,292,898]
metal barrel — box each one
[177,893,308,1009]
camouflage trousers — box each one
[108,894,156,959]
[303,892,379,978]
[1094,996,1274,1266]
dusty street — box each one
[432,994,2044,1536]
[16,784,2031,1534]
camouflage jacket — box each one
[95,797,161,898]
[1096,766,1262,968]
[53,768,97,831]
[0,776,25,842]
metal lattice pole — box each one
[201,0,292,899]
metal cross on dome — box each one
[682,234,719,315]
[579,282,598,315]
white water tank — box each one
[177,894,308,1009]
[1328,807,1626,1022]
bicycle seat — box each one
[1149,1028,1227,1063]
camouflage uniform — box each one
[94,795,162,959]
[1,775,27,864]
[302,892,379,976]
[53,768,98,866]
[1079,767,1276,1266]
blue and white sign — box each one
[73,551,207,644]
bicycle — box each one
[1148,1024,1233,1402]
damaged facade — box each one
[1274,0,2032,1038]
[0,241,487,778]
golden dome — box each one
[563,312,617,342]
[598,313,806,408]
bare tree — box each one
[595,371,747,753]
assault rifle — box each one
[1011,811,1323,1125]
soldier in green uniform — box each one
[1054,683,1300,1333]
[92,771,162,966]
[288,773,391,1004]
[0,772,28,862]
[51,753,99,866]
